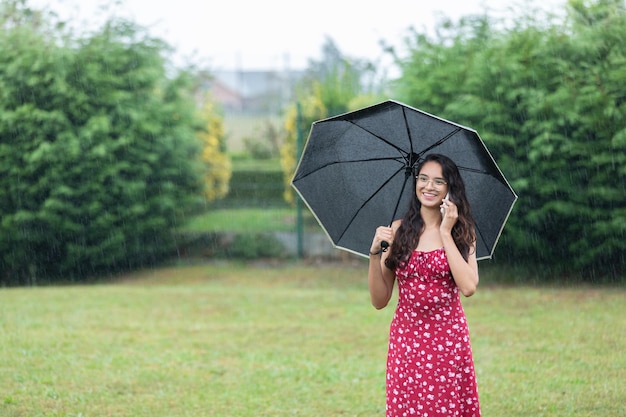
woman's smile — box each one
[421,191,440,201]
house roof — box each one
[212,70,303,98]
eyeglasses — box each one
[416,175,447,188]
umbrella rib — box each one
[457,165,492,176]
[347,121,408,155]
[295,157,405,180]
[416,127,463,157]
[388,169,410,225]
[402,106,415,156]
[336,165,406,243]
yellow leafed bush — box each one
[280,89,327,205]
[198,100,231,201]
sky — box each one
[29,0,566,73]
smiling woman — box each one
[369,154,480,417]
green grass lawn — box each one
[183,207,321,233]
[1,263,625,416]
[184,207,297,232]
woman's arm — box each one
[441,234,479,297]
[440,199,479,297]
[368,224,397,309]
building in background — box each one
[209,69,304,115]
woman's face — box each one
[416,161,448,208]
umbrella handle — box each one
[380,241,389,251]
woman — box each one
[368,153,481,417]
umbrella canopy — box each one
[291,99,517,260]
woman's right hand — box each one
[369,225,397,309]
[371,226,394,254]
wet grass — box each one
[1,262,624,416]
[183,207,298,232]
[182,207,321,233]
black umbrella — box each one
[291,99,517,260]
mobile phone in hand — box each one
[441,192,450,216]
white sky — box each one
[30,0,566,72]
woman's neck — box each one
[421,207,442,228]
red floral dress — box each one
[386,248,480,417]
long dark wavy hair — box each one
[385,154,476,270]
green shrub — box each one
[227,232,286,259]
[0,18,202,284]
[216,170,287,208]
[174,231,287,260]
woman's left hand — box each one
[440,197,458,233]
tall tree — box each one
[395,0,626,278]
[0,4,204,284]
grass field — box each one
[1,262,625,416]
[182,207,320,234]
[183,208,299,233]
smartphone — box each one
[440,192,450,216]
